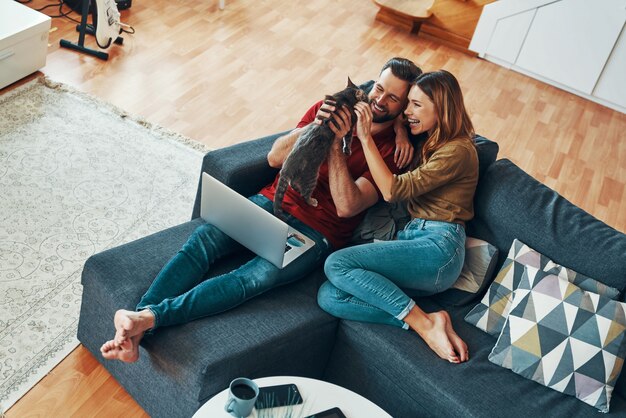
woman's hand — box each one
[354,102,373,144]
[393,114,414,169]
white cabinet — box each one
[486,9,535,67]
[0,1,51,90]
[593,25,626,109]
[471,0,626,113]
[516,0,624,94]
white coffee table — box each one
[193,376,392,418]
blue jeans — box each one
[137,194,332,330]
[318,218,465,329]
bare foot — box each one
[113,309,155,346]
[442,310,469,362]
[100,334,143,363]
[417,311,459,362]
[405,309,468,363]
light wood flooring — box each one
[4,0,625,416]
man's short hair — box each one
[380,57,422,83]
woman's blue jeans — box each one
[318,218,465,329]
[136,194,332,330]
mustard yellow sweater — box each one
[389,138,479,226]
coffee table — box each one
[193,376,392,418]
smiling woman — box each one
[405,85,437,135]
[409,70,475,166]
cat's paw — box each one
[307,197,318,207]
[342,137,352,156]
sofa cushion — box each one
[323,298,626,417]
[489,267,626,413]
[77,219,337,418]
[467,160,626,294]
[466,239,620,337]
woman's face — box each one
[404,85,437,136]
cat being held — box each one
[273,78,369,219]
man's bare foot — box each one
[113,309,155,346]
[100,333,143,363]
[405,308,468,363]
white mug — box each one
[224,377,259,418]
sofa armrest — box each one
[191,131,288,219]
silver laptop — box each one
[200,173,315,269]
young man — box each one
[100,57,421,363]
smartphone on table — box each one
[304,407,347,418]
[255,383,303,409]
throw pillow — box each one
[489,267,626,413]
[464,239,620,336]
[434,237,499,306]
[451,237,499,293]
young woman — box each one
[318,70,478,363]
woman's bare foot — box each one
[113,309,155,346]
[405,308,468,363]
[442,310,469,362]
[100,333,143,363]
[418,311,459,363]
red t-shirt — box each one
[260,100,401,249]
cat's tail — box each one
[273,174,289,220]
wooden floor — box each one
[4,0,625,416]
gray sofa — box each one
[77,131,626,417]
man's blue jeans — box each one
[318,218,465,329]
[137,194,332,330]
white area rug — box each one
[0,77,208,412]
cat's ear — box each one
[347,77,357,88]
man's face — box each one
[368,68,410,123]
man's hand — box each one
[328,105,352,145]
[315,98,337,125]
[393,114,414,169]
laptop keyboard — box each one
[285,244,292,253]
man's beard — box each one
[372,110,401,124]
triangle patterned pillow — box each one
[464,239,620,336]
[488,267,626,412]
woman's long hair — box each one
[415,70,474,164]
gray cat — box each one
[273,78,369,219]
